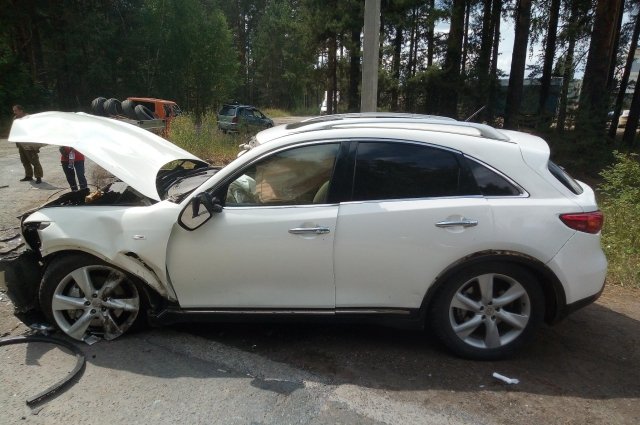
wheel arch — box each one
[42,249,166,311]
[420,250,566,324]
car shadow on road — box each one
[69,300,640,401]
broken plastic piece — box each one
[83,335,100,345]
[492,372,519,384]
[29,323,55,336]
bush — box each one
[169,112,244,165]
[260,107,289,118]
[599,152,640,288]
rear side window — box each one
[219,106,237,116]
[548,161,583,194]
[352,142,479,201]
[466,159,522,196]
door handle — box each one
[435,219,478,228]
[288,226,331,235]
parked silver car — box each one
[217,104,273,133]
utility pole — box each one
[361,0,381,112]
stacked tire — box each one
[90,97,107,116]
[90,97,156,121]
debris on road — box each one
[83,335,100,345]
[492,372,520,385]
[0,334,86,406]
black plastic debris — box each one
[1,249,46,326]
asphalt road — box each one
[0,134,639,425]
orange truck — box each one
[90,97,182,137]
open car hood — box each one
[8,112,206,201]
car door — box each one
[254,109,270,128]
[166,142,341,309]
[334,140,494,309]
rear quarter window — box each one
[466,158,523,196]
[548,161,584,194]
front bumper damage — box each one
[0,248,46,326]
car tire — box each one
[135,104,155,120]
[429,262,544,360]
[91,97,107,116]
[121,99,138,119]
[39,254,146,341]
[103,98,122,116]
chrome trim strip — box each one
[336,309,412,315]
[179,310,336,315]
[174,308,412,316]
[226,203,339,210]
[339,195,484,206]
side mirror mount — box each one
[178,193,223,231]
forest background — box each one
[2,0,640,145]
[2,0,640,285]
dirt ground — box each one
[0,136,639,424]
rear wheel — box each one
[430,263,544,360]
[40,254,145,341]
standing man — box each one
[13,105,43,184]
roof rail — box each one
[285,113,510,142]
[321,112,457,121]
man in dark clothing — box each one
[13,105,43,183]
[60,146,88,191]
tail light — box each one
[232,116,238,124]
[559,211,604,234]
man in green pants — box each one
[13,105,43,184]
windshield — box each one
[219,105,237,116]
[156,160,220,201]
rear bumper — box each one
[547,231,607,305]
[555,282,605,322]
[217,121,237,131]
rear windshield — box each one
[219,106,237,116]
[548,161,583,194]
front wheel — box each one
[430,263,544,360]
[39,254,145,341]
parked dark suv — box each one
[217,104,274,133]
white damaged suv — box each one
[8,112,606,360]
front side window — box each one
[352,142,477,201]
[225,144,339,206]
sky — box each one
[432,10,635,81]
[434,18,544,79]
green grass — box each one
[260,108,290,118]
[601,202,640,288]
[168,112,248,165]
[598,152,640,289]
